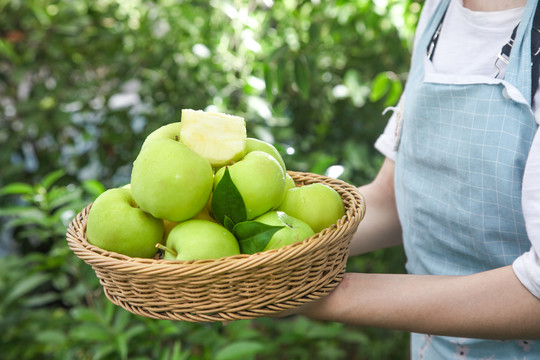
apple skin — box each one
[86,188,164,258]
[254,211,315,251]
[277,183,345,233]
[244,138,286,172]
[284,173,296,191]
[214,151,286,220]
[275,173,296,209]
[141,122,182,151]
[131,139,214,222]
[121,183,176,243]
[164,219,240,261]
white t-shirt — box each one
[374,0,540,299]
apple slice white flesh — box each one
[180,109,247,167]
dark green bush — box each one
[0,0,420,358]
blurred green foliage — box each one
[0,0,420,358]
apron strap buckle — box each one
[494,37,514,78]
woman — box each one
[286,0,540,358]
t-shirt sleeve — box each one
[374,103,399,161]
[513,128,540,299]
[374,0,438,161]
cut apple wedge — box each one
[180,109,247,167]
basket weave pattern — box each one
[66,171,366,322]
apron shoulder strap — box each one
[429,3,540,102]
[498,3,540,101]
[530,4,540,98]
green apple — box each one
[277,183,345,233]
[180,109,247,167]
[141,122,182,151]
[214,151,286,220]
[274,173,296,210]
[245,137,286,172]
[130,138,214,222]
[284,173,296,191]
[121,183,174,243]
[160,219,240,261]
[86,188,164,258]
[254,211,314,251]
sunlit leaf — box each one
[82,179,106,200]
[0,183,35,196]
[385,78,403,107]
[41,170,65,190]
[369,72,390,102]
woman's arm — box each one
[348,157,402,256]
[294,265,540,340]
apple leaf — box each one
[223,216,235,232]
[212,167,247,227]
[233,221,284,254]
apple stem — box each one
[155,243,178,257]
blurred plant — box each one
[0,0,422,189]
[0,0,422,358]
[0,170,409,359]
[0,169,104,254]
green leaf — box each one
[294,55,310,99]
[309,22,322,43]
[0,39,16,59]
[41,169,65,190]
[4,214,51,229]
[93,343,117,360]
[48,188,83,209]
[115,334,129,360]
[211,167,246,226]
[385,78,403,107]
[369,72,390,102]
[0,182,35,196]
[113,306,131,332]
[0,206,43,218]
[224,216,235,232]
[104,300,116,324]
[169,341,191,360]
[83,179,106,199]
[71,307,99,322]
[70,324,111,342]
[267,44,288,63]
[276,58,287,91]
[215,341,265,360]
[3,272,51,306]
[264,63,273,99]
[233,221,284,254]
[35,330,68,346]
[123,324,146,341]
[22,292,59,307]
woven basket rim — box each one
[66,171,365,275]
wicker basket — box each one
[66,171,366,322]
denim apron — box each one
[394,0,540,358]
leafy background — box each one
[0,0,421,359]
